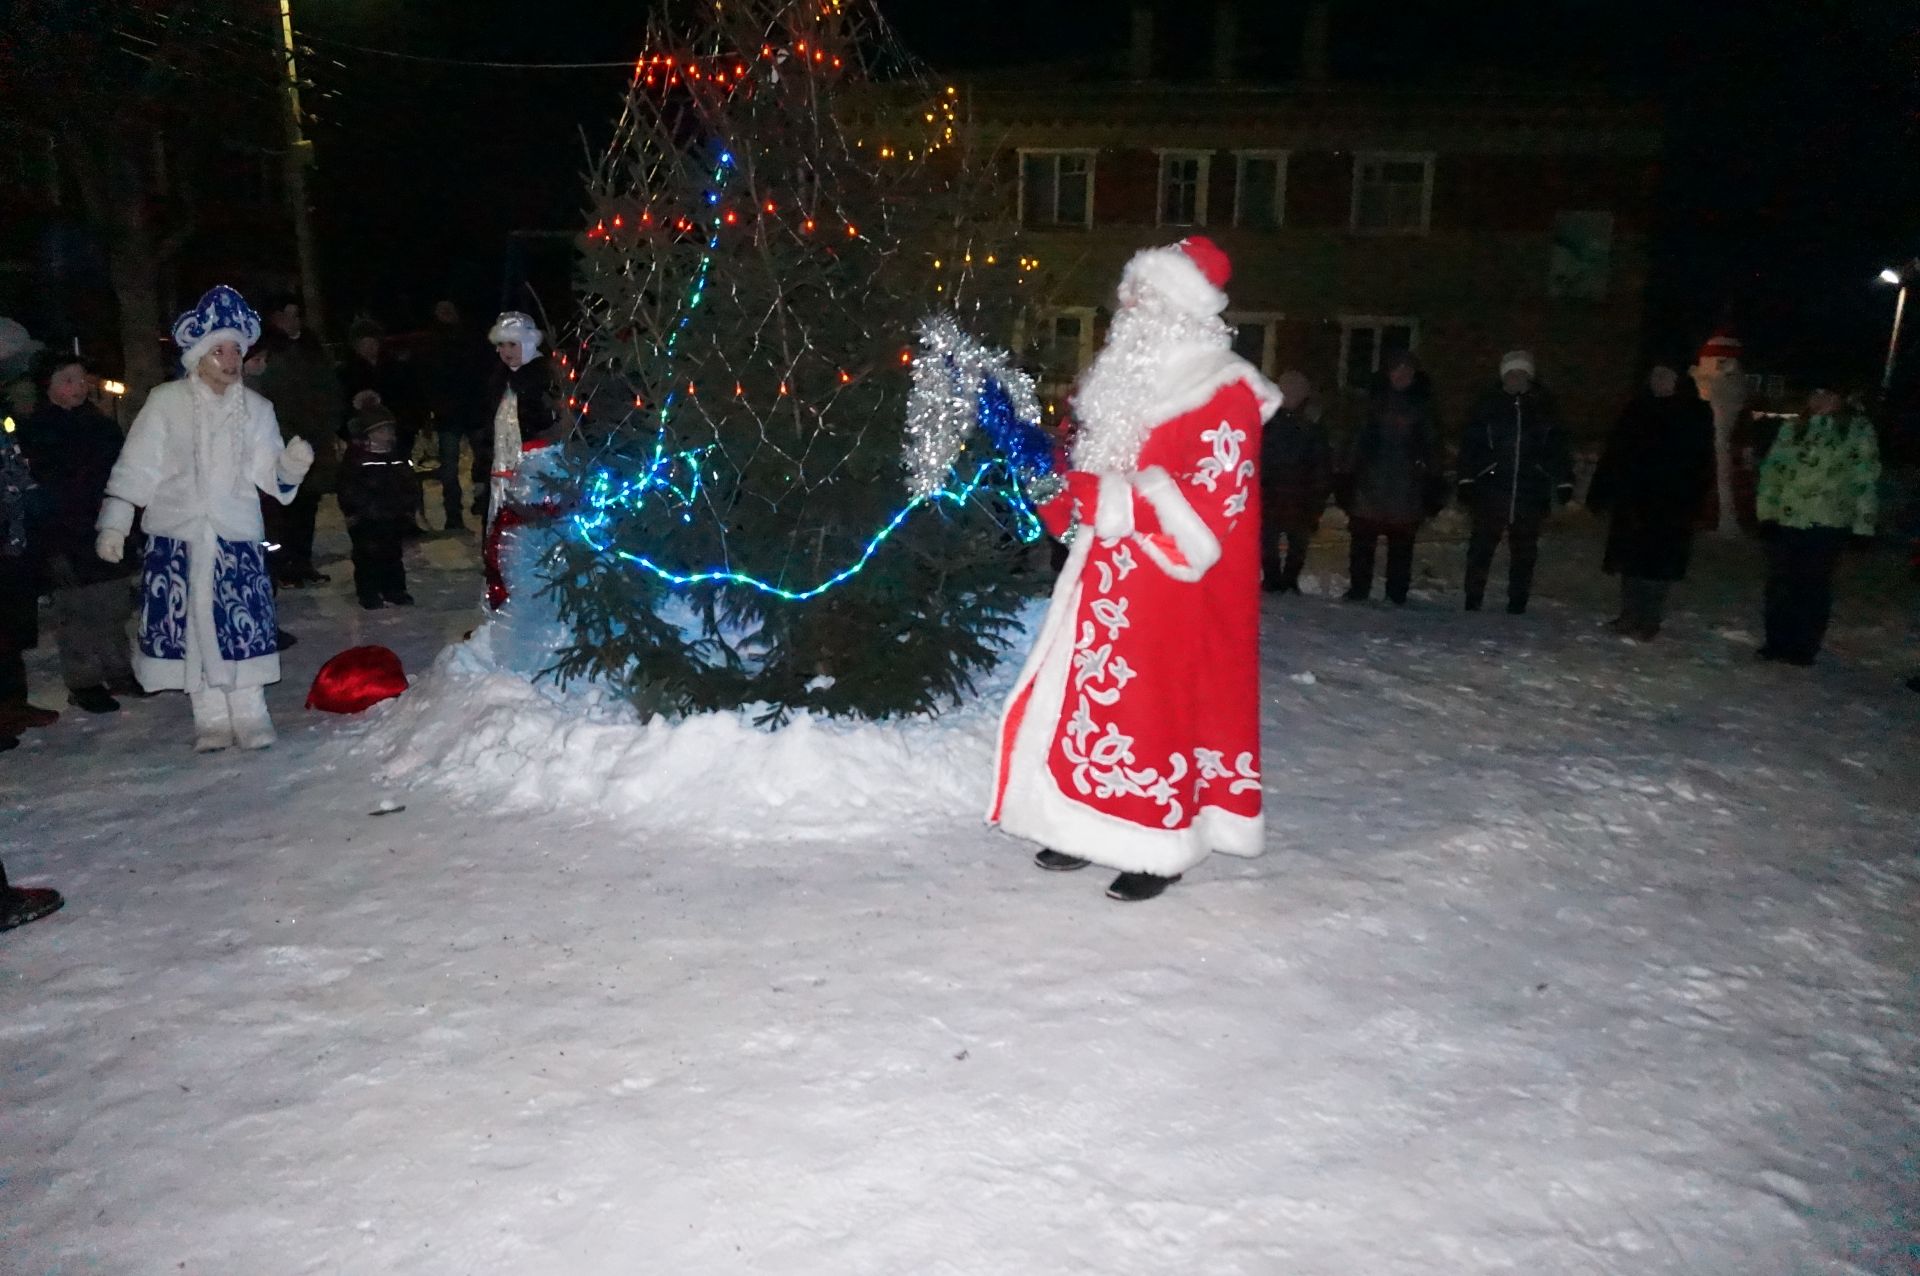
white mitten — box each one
[277,436,315,486]
[95,530,125,564]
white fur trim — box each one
[97,495,136,536]
[1092,473,1134,541]
[1122,245,1229,317]
[488,312,543,355]
[181,327,247,374]
[987,529,1265,876]
[1128,466,1220,583]
[1130,347,1282,436]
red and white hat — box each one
[1119,235,1233,316]
[1696,333,1743,363]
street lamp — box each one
[1878,259,1918,391]
[275,0,326,338]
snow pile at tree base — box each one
[352,616,1033,840]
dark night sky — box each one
[298,0,1920,389]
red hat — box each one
[307,645,409,714]
[1178,236,1232,291]
[1696,333,1743,363]
[1121,237,1234,316]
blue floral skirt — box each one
[134,534,280,690]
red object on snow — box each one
[306,645,409,714]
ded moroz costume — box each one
[989,237,1281,901]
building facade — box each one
[972,80,1660,443]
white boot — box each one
[190,690,234,752]
[229,686,276,750]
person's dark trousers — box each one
[267,485,324,581]
[1619,575,1671,632]
[1348,518,1415,603]
[1261,492,1315,590]
[349,517,409,603]
[470,432,493,518]
[1763,526,1848,662]
[0,561,39,704]
[437,427,466,528]
[1465,510,1544,611]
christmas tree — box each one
[545,0,1037,724]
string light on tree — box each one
[548,0,1031,723]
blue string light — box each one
[572,460,1040,602]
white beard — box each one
[1070,298,1230,475]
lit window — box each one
[1019,150,1095,228]
[1157,150,1210,227]
[1226,312,1283,376]
[1026,307,1097,386]
[1351,153,1433,235]
[1233,152,1287,230]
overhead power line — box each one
[297,30,641,71]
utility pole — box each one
[275,0,326,337]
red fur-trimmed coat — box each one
[990,355,1280,876]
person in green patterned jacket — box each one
[1753,387,1880,666]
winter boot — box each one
[0,879,62,932]
[1033,848,1090,872]
[0,700,60,731]
[68,685,121,714]
[190,690,235,753]
[1106,871,1180,902]
[229,687,276,750]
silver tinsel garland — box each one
[903,313,1044,499]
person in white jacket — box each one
[95,286,314,751]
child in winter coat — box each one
[337,394,420,609]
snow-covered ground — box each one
[4,501,1917,1275]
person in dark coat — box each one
[1585,364,1714,640]
[1338,350,1445,605]
[254,295,342,586]
[420,300,487,532]
[1456,350,1574,614]
[18,354,140,712]
[1260,369,1332,593]
[337,399,420,609]
[0,399,59,740]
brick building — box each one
[968,8,1661,445]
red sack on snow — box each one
[306,645,409,714]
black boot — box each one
[1106,871,1180,902]
[0,861,63,932]
[67,686,120,714]
[1033,848,1090,871]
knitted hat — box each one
[1499,349,1535,378]
[173,285,262,373]
[1696,333,1742,364]
[1118,236,1233,317]
[488,311,543,356]
[348,401,398,438]
[347,315,386,345]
